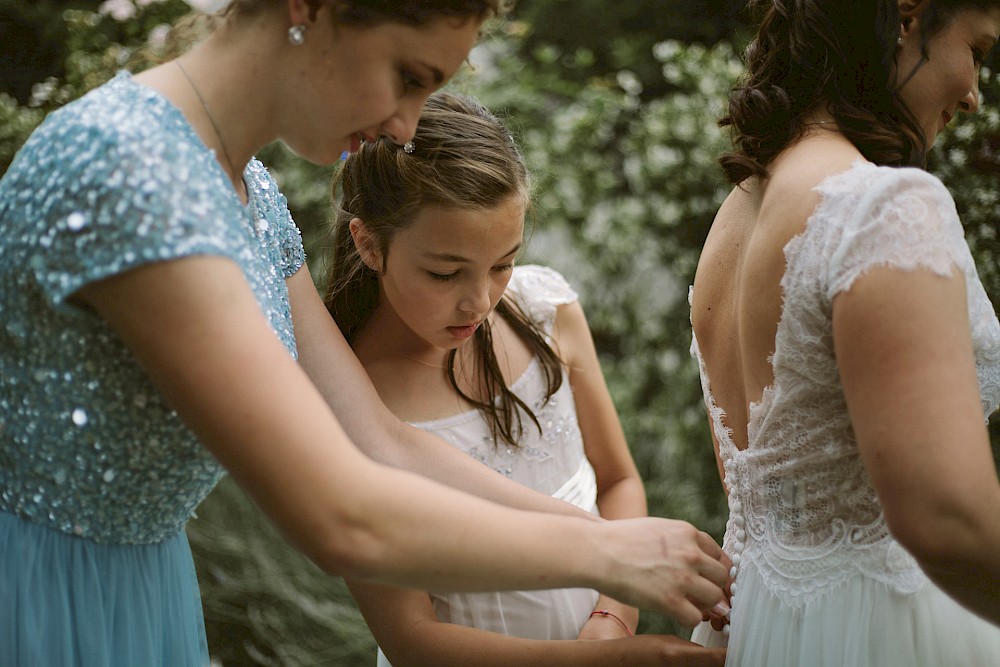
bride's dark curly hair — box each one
[721,0,1000,183]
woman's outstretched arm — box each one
[289,266,598,519]
[79,255,729,623]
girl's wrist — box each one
[589,609,634,636]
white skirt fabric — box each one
[691,561,1000,666]
[374,457,600,667]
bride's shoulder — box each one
[768,137,861,195]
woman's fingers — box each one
[604,518,729,627]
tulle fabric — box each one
[691,561,1000,666]
[0,511,209,666]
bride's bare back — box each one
[690,133,861,454]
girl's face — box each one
[280,15,481,165]
[369,194,526,356]
[896,5,1000,145]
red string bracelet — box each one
[589,609,634,637]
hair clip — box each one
[403,141,415,154]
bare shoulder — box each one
[702,135,859,258]
[761,136,862,228]
[550,298,590,365]
[693,135,863,350]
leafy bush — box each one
[187,477,375,666]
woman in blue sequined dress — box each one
[0,2,730,665]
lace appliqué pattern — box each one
[692,162,1000,609]
[505,264,577,342]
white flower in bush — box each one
[98,0,136,21]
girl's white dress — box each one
[377,265,600,667]
[690,162,1000,666]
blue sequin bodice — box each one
[0,72,305,544]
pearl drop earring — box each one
[288,24,306,46]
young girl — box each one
[0,2,730,664]
[324,92,728,666]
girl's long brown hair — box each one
[324,92,563,449]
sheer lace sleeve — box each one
[504,265,579,334]
[821,166,968,301]
[804,161,1000,418]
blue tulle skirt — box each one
[0,510,209,666]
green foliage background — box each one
[3,2,999,664]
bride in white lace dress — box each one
[689,1,1000,664]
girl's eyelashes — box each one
[402,70,426,93]
[427,264,514,282]
[973,38,997,66]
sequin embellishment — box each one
[0,71,305,544]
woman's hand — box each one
[597,519,729,627]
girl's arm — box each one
[834,266,1000,624]
[346,579,727,667]
[78,255,729,621]
[553,299,648,638]
[288,266,596,519]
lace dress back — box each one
[689,162,1000,666]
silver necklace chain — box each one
[174,59,242,188]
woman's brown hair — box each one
[225,0,512,25]
[152,0,512,61]
[721,0,1000,183]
